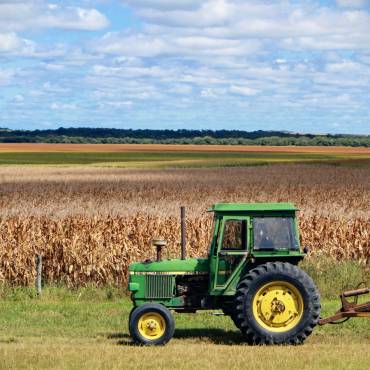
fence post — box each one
[35,254,42,295]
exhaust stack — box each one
[180,206,186,260]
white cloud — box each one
[104,101,133,108]
[326,61,363,73]
[124,0,201,11]
[200,88,219,98]
[168,84,193,94]
[136,0,233,28]
[0,2,109,32]
[0,32,22,52]
[118,0,370,52]
[91,64,167,78]
[96,31,260,58]
[336,0,367,8]
[13,94,24,103]
[96,32,168,57]
[0,32,64,57]
[53,7,109,31]
[42,63,65,71]
[50,102,77,110]
[229,85,259,96]
[43,82,70,94]
[0,68,14,85]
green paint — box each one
[209,202,297,212]
[129,258,209,273]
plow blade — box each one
[319,287,370,326]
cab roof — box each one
[209,202,297,213]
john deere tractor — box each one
[128,203,320,345]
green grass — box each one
[0,151,369,167]
[0,285,369,370]
[301,258,370,298]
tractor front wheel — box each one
[129,303,175,345]
[234,262,320,345]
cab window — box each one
[253,217,299,250]
[219,219,247,250]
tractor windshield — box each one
[253,217,299,251]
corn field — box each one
[0,165,368,286]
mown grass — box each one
[0,151,369,167]
[0,287,369,370]
[0,259,369,370]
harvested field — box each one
[0,143,369,154]
[0,144,369,168]
[0,165,368,286]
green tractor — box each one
[128,203,320,345]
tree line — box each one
[0,127,368,147]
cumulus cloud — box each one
[104,100,133,108]
[0,32,22,52]
[0,32,65,57]
[0,1,109,32]
[2,0,370,133]
[124,0,201,11]
[97,34,259,58]
[50,102,77,110]
[116,0,370,52]
[200,88,220,98]
[336,0,368,8]
[0,68,14,85]
[13,94,24,103]
[229,85,259,96]
[167,84,193,94]
[96,33,168,57]
[43,82,70,94]
[90,0,369,125]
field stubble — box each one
[0,164,368,286]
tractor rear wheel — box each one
[234,262,320,345]
[129,303,175,345]
[222,307,242,329]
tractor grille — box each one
[145,275,174,299]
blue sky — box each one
[1,0,370,134]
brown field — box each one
[0,143,369,154]
[0,164,368,286]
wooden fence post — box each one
[35,254,42,295]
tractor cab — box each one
[208,203,305,294]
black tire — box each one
[234,262,320,345]
[129,303,175,345]
[128,306,135,324]
[222,307,242,329]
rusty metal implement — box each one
[318,287,370,325]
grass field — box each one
[0,287,369,370]
[1,143,369,153]
[0,144,368,167]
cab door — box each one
[212,216,249,291]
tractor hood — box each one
[129,258,209,275]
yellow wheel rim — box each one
[252,281,304,333]
[138,312,166,340]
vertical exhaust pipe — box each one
[180,206,186,260]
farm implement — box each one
[319,286,370,325]
[127,203,368,346]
